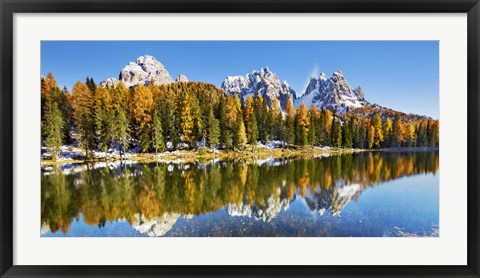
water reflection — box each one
[41,151,439,237]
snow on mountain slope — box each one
[295,70,367,113]
[221,67,297,109]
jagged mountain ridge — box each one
[97,55,431,119]
[220,67,297,109]
[295,70,367,113]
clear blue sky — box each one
[41,41,439,118]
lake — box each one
[41,151,439,237]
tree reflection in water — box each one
[41,151,439,236]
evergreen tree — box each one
[219,96,231,149]
[308,105,318,146]
[94,86,115,153]
[115,109,131,158]
[133,85,154,152]
[250,112,258,146]
[151,109,166,154]
[85,77,97,94]
[207,108,220,148]
[331,117,342,147]
[42,101,64,160]
[342,117,353,148]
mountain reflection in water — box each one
[41,151,439,237]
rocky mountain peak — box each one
[221,67,297,109]
[176,74,189,83]
[100,55,174,88]
[296,70,367,113]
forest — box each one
[41,73,440,160]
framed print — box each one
[1,0,479,277]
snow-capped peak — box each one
[295,70,367,113]
[221,67,297,109]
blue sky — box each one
[41,41,439,118]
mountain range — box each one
[100,55,429,119]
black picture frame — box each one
[1,0,479,277]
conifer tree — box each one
[342,117,353,148]
[383,117,393,147]
[151,109,166,154]
[331,117,342,147]
[308,105,318,146]
[296,101,310,146]
[244,95,254,142]
[405,123,416,147]
[250,112,258,146]
[115,109,131,158]
[94,86,115,153]
[233,115,247,150]
[85,77,97,94]
[180,90,195,147]
[207,108,220,148]
[133,85,154,152]
[219,96,231,149]
[72,81,96,156]
[42,101,64,160]
[371,113,384,148]
[367,125,375,149]
[391,116,404,147]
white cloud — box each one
[299,64,320,97]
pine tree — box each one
[179,90,195,147]
[151,109,166,154]
[342,117,353,148]
[207,108,220,148]
[86,77,97,94]
[133,85,154,152]
[331,117,342,147]
[250,112,258,146]
[115,109,131,158]
[428,120,439,147]
[94,86,114,153]
[308,105,318,146]
[42,101,64,160]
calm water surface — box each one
[41,151,439,237]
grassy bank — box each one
[41,145,368,165]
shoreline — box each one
[40,146,439,166]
